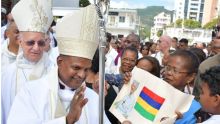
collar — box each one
[58,78,75,91]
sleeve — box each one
[7,86,67,124]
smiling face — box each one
[57,55,92,89]
[20,32,46,62]
[121,50,137,73]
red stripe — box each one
[142,87,165,104]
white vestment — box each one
[1,52,54,124]
[1,38,17,72]
[105,45,118,74]
[7,67,111,124]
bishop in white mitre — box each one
[1,0,54,124]
[7,4,111,124]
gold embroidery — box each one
[28,0,50,33]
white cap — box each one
[56,5,99,60]
[11,0,53,33]
[1,7,7,14]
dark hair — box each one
[200,66,220,95]
[189,48,206,63]
[140,42,152,53]
[173,37,178,42]
[170,50,199,73]
[122,46,139,60]
[179,38,188,45]
[106,32,112,43]
[127,33,140,43]
[137,56,161,77]
[91,48,99,73]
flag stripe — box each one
[142,87,165,104]
[140,92,162,110]
[134,102,155,121]
[137,97,158,115]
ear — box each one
[187,73,196,84]
[57,56,63,66]
[5,29,9,38]
[213,94,220,107]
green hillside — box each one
[137,6,173,38]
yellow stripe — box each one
[137,97,158,115]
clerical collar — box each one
[58,78,75,91]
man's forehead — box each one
[21,32,45,38]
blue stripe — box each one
[139,91,162,110]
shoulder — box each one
[201,115,220,124]
[199,54,220,73]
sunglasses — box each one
[24,40,46,47]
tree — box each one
[183,19,201,29]
[139,26,150,40]
[157,30,163,37]
[79,0,90,7]
[175,19,183,28]
[203,17,220,29]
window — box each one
[119,16,125,23]
[110,16,115,23]
[190,8,198,11]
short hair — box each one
[127,33,140,43]
[173,37,178,42]
[122,46,139,60]
[140,42,152,52]
[106,32,112,43]
[170,50,199,73]
[137,56,160,77]
[179,38,188,45]
[189,48,206,63]
[200,66,220,96]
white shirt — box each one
[200,115,220,124]
[1,38,17,72]
[1,25,6,44]
[105,45,118,74]
[151,51,163,66]
[1,52,54,124]
[7,67,111,124]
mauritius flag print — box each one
[134,86,165,121]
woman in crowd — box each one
[140,42,152,57]
[136,56,160,77]
[163,50,201,124]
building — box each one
[164,27,212,44]
[174,0,204,23]
[150,12,171,40]
[202,0,218,26]
[106,8,139,37]
[174,0,185,21]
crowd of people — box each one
[1,0,220,124]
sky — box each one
[111,0,174,10]
[90,0,175,10]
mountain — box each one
[137,6,173,37]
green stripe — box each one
[134,103,155,121]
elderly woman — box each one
[163,50,201,124]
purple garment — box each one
[114,50,123,65]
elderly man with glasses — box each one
[1,0,54,124]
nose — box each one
[32,42,40,51]
[77,70,86,79]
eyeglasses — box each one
[164,66,189,74]
[122,58,136,64]
[142,48,149,50]
[24,40,46,47]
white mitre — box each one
[56,5,99,60]
[11,0,53,33]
